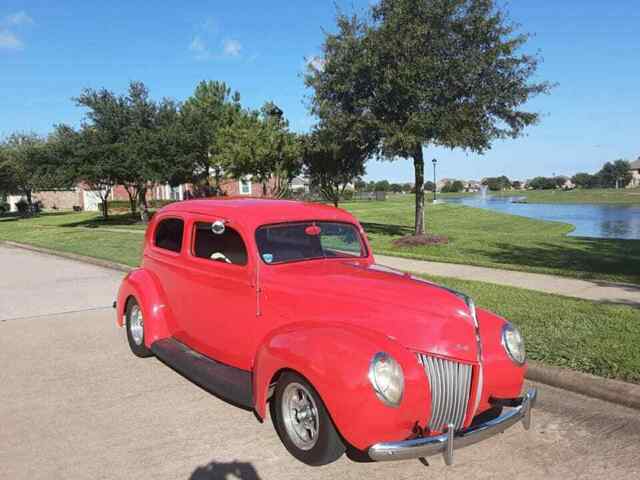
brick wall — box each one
[33,190,82,210]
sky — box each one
[0,0,638,183]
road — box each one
[1,244,639,480]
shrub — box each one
[0,202,9,216]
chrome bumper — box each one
[368,388,537,465]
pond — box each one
[442,195,640,240]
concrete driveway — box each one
[1,244,639,480]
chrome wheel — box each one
[281,382,320,450]
[129,304,144,346]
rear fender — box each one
[253,323,429,451]
[116,268,174,347]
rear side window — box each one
[193,222,248,266]
[154,218,184,253]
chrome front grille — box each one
[417,354,473,432]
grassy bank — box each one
[426,274,640,383]
[491,187,640,204]
[342,196,640,284]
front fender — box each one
[116,268,174,347]
[253,323,430,451]
[476,308,527,412]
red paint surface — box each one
[117,198,526,451]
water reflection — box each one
[443,195,640,240]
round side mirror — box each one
[212,221,226,235]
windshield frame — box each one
[254,220,369,266]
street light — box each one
[432,158,438,203]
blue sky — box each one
[1,0,638,182]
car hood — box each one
[262,260,480,363]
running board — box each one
[151,338,253,410]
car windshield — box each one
[255,221,366,264]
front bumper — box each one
[368,388,537,465]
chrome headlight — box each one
[502,323,526,365]
[368,352,404,407]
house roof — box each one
[630,158,640,170]
[160,198,358,230]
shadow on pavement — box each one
[190,460,261,480]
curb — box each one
[1,241,134,273]
[527,361,640,410]
[3,240,640,411]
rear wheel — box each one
[125,298,152,358]
[270,371,345,466]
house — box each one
[629,158,640,188]
[7,186,105,213]
[464,180,482,192]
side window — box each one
[193,222,248,266]
[154,218,184,253]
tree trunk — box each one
[126,189,137,216]
[413,144,425,235]
[101,198,109,220]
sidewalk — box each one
[376,254,640,307]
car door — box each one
[179,215,256,370]
[144,215,191,338]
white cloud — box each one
[0,30,23,50]
[223,39,241,57]
[5,11,33,26]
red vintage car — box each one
[115,198,536,466]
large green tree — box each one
[0,133,59,207]
[307,0,551,234]
[302,121,368,207]
[178,81,242,194]
[215,102,301,197]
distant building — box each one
[464,180,482,192]
[629,158,640,188]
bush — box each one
[15,198,29,214]
[0,202,9,216]
[340,190,354,201]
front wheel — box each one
[270,372,345,466]
[125,298,153,358]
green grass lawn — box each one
[426,274,640,384]
[342,196,640,284]
[491,187,640,204]
[0,212,144,266]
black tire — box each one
[270,371,345,466]
[125,298,153,358]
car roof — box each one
[160,198,359,229]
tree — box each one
[482,176,511,191]
[179,81,242,194]
[307,0,551,235]
[215,103,301,197]
[596,160,631,189]
[374,180,390,192]
[302,125,367,207]
[390,183,403,193]
[423,181,435,192]
[572,172,596,189]
[354,178,367,191]
[528,176,556,190]
[0,133,55,206]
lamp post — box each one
[432,158,438,203]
